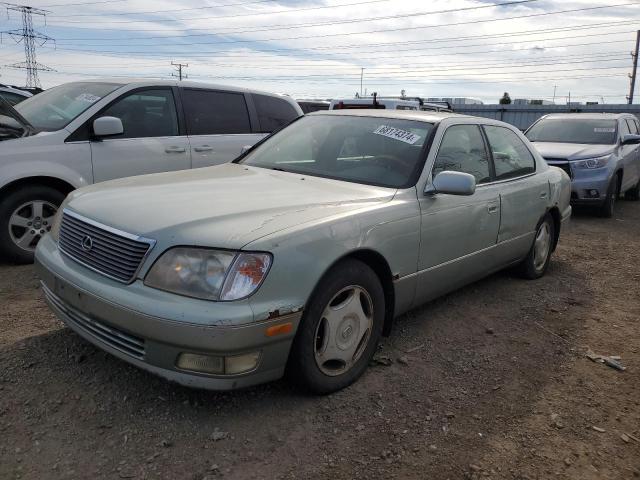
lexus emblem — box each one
[81,235,94,252]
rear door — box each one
[483,125,547,262]
[181,88,262,168]
[90,87,190,182]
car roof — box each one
[309,109,479,124]
[59,78,295,100]
[542,113,637,120]
[0,86,32,97]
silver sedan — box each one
[35,110,571,394]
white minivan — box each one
[0,79,302,262]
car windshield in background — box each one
[239,115,433,188]
[15,82,121,132]
[526,119,617,145]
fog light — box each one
[225,352,260,375]
[176,353,224,374]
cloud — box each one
[0,0,637,103]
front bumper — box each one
[35,236,300,390]
[570,170,612,205]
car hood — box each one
[531,142,615,161]
[66,163,396,249]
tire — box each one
[624,179,640,201]
[599,175,619,218]
[0,185,65,264]
[516,213,555,280]
[287,259,385,394]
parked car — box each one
[297,99,330,114]
[0,85,33,106]
[525,113,640,217]
[0,79,302,262]
[330,96,419,110]
[35,110,571,394]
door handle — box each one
[165,146,186,153]
[193,145,214,153]
[487,204,498,214]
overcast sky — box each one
[0,0,638,103]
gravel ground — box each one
[1,202,639,480]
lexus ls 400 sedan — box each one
[35,111,571,394]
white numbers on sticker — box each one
[373,125,421,144]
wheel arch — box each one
[0,176,76,200]
[547,206,561,252]
[314,248,396,337]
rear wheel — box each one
[287,259,384,394]
[599,176,619,218]
[0,185,65,264]
[516,213,555,280]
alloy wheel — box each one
[8,200,57,252]
[533,221,551,272]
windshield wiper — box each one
[271,167,289,172]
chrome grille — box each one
[42,283,146,360]
[58,210,154,283]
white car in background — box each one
[0,79,302,263]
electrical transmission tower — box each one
[171,62,188,81]
[1,4,54,89]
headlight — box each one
[144,247,272,301]
[574,155,611,169]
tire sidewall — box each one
[287,259,385,394]
[521,213,555,279]
[0,185,65,263]
[600,176,618,217]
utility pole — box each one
[1,4,54,89]
[628,29,639,104]
[360,68,364,97]
[552,85,557,104]
[171,61,188,81]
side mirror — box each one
[93,116,123,137]
[621,133,640,146]
[425,171,476,196]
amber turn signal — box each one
[265,322,293,337]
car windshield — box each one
[526,118,617,145]
[239,115,433,188]
[15,82,121,131]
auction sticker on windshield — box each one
[373,125,421,144]
[75,93,101,103]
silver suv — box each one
[0,79,302,262]
[526,113,640,217]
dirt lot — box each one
[1,202,639,480]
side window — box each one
[484,125,536,180]
[253,94,299,133]
[619,120,631,137]
[183,89,251,135]
[433,125,491,184]
[99,89,178,139]
[0,92,26,106]
[625,119,638,135]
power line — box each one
[1,3,54,88]
[51,0,542,38]
[46,2,640,48]
[46,0,393,23]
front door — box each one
[90,88,190,183]
[415,124,501,303]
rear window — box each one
[253,94,299,133]
[182,89,251,135]
[526,118,617,145]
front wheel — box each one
[287,259,384,394]
[516,213,555,280]
[599,176,619,217]
[0,185,65,264]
